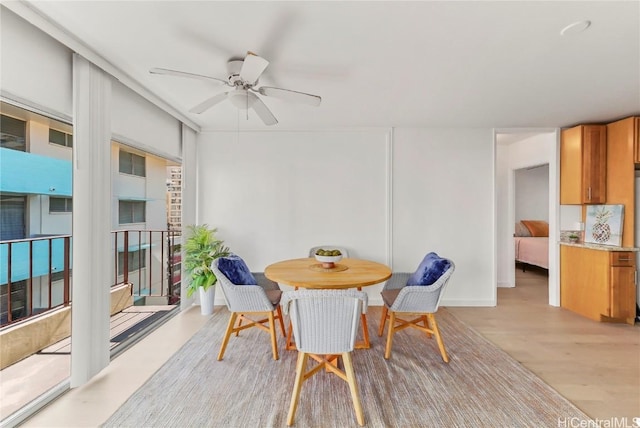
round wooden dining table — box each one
[265,257,392,349]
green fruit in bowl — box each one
[315,249,342,257]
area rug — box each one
[103,307,591,427]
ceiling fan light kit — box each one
[150,51,321,125]
[228,89,257,110]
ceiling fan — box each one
[150,51,322,126]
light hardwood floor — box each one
[449,267,640,421]
[23,267,639,426]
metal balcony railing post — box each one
[148,230,153,295]
[28,240,33,316]
[48,239,52,309]
[7,243,13,324]
[137,230,142,295]
[114,232,118,287]
[64,237,70,306]
[123,231,129,285]
[160,230,165,297]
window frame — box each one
[118,200,146,224]
[0,114,27,151]
[49,128,73,148]
[49,197,73,213]
[119,150,146,177]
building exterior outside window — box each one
[118,200,146,224]
[1,102,182,326]
[119,150,146,177]
[49,129,73,148]
[49,197,73,213]
[166,166,182,232]
[0,114,26,151]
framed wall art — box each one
[584,204,624,246]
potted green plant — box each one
[184,224,230,315]
[568,233,580,243]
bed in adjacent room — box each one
[514,220,549,270]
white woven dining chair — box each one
[378,253,455,362]
[281,289,368,426]
[211,256,286,361]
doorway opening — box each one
[514,164,550,301]
[495,130,559,307]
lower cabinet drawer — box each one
[610,252,636,267]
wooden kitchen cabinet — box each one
[560,125,607,204]
[636,117,640,163]
[610,252,636,320]
[560,245,636,325]
[607,116,637,247]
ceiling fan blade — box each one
[189,92,229,114]
[257,86,322,107]
[240,52,269,85]
[150,68,228,85]
[248,92,278,126]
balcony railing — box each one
[0,235,71,326]
[0,229,181,328]
[112,229,182,304]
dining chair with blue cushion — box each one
[377,252,455,361]
[282,289,367,426]
[211,255,286,361]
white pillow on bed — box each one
[514,222,532,237]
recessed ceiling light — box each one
[560,20,591,36]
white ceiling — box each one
[25,1,640,131]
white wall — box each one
[196,127,496,306]
[197,130,390,304]
[197,130,389,266]
[515,164,549,222]
[392,128,495,306]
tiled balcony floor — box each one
[0,305,177,421]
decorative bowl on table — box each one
[314,249,343,269]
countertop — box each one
[559,241,639,252]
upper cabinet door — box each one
[560,125,607,204]
[582,126,607,203]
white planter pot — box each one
[199,286,216,315]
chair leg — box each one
[276,305,286,337]
[342,352,364,426]
[384,311,396,359]
[422,315,432,338]
[360,313,370,348]
[286,319,296,350]
[287,352,308,426]
[235,315,243,337]
[217,312,238,361]
[378,306,388,337]
[428,313,449,363]
[268,311,279,361]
